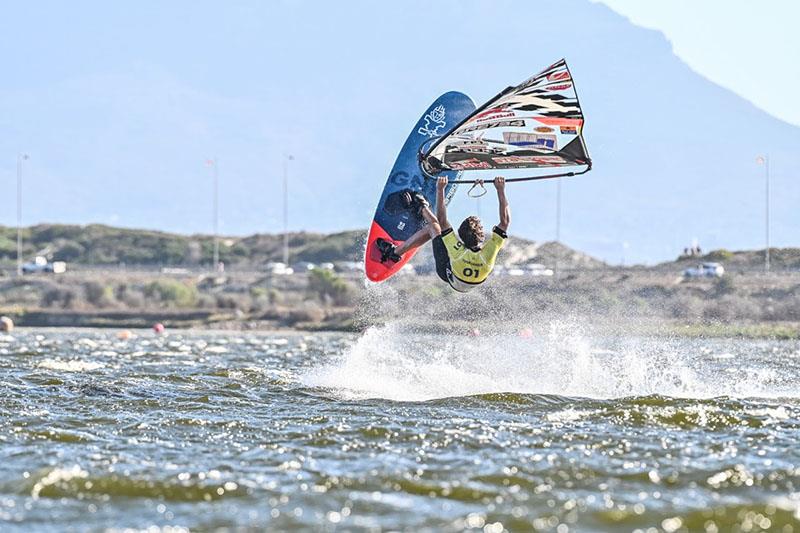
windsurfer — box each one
[376,177,510,292]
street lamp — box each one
[554,177,562,278]
[16,153,29,276]
[206,158,219,271]
[756,155,770,272]
[283,154,294,266]
[556,177,562,243]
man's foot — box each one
[376,238,402,263]
[399,189,430,217]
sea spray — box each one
[302,321,799,401]
[346,237,800,402]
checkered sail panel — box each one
[424,59,590,173]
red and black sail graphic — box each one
[424,59,590,173]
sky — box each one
[0,1,797,264]
[597,0,800,126]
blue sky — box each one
[597,0,800,126]
[1,1,797,263]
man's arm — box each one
[494,177,510,232]
[436,177,451,231]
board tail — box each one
[364,221,419,282]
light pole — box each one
[554,177,562,278]
[282,154,294,266]
[757,155,770,272]
[555,177,562,243]
[16,153,29,276]
[206,158,220,271]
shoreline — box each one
[3,264,799,340]
[2,309,798,339]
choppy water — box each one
[1,326,799,531]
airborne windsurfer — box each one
[376,177,510,292]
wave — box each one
[20,466,243,502]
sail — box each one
[423,59,590,173]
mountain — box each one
[0,0,797,264]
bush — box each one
[144,280,198,307]
[702,295,760,322]
[250,286,268,299]
[120,290,145,308]
[713,276,736,296]
[215,294,242,310]
[249,286,276,311]
[704,249,734,262]
[669,295,705,320]
[53,241,85,262]
[761,295,800,321]
[84,281,114,307]
[307,268,352,306]
[0,236,16,259]
[285,303,326,325]
[42,287,78,309]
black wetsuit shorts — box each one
[432,228,454,283]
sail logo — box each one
[418,105,446,137]
[547,71,570,82]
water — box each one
[1,326,799,531]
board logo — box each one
[534,126,554,133]
[418,105,446,137]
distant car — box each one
[266,262,294,275]
[161,267,190,275]
[22,257,66,274]
[292,261,317,272]
[683,262,724,278]
[526,263,554,277]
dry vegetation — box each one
[1,224,798,335]
[1,266,798,336]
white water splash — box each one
[38,359,105,372]
[302,322,798,402]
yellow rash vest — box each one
[441,226,507,291]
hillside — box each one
[666,247,800,271]
[6,224,799,273]
[0,224,364,267]
[0,224,604,270]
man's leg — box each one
[396,207,440,255]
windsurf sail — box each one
[421,59,591,183]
